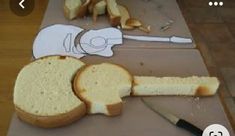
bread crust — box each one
[73,65,93,114]
[106,0,120,26]
[15,104,86,128]
[77,0,91,17]
[73,63,133,116]
[108,15,121,26]
[106,102,123,116]
[195,86,212,96]
[117,4,133,30]
[63,1,81,20]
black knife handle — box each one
[176,119,203,136]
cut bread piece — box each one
[117,5,134,30]
[106,0,121,26]
[13,56,86,128]
[74,63,132,116]
[77,0,91,17]
[64,0,90,19]
[88,0,100,13]
[132,76,220,96]
[139,25,151,33]
[126,18,142,27]
[93,0,107,22]
[64,0,82,19]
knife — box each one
[141,98,203,136]
[123,35,193,44]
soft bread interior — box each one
[14,56,85,116]
[133,76,220,96]
[64,0,82,19]
[74,63,132,115]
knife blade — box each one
[141,98,203,136]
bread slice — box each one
[93,0,107,22]
[73,63,132,116]
[117,5,134,30]
[13,56,86,128]
[88,0,100,13]
[132,76,220,96]
[64,0,82,20]
[77,0,91,18]
[64,0,91,19]
[106,0,121,26]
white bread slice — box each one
[132,76,220,96]
[13,56,86,128]
[106,0,121,26]
[64,0,82,19]
[73,63,132,116]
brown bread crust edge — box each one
[195,86,213,96]
[15,104,86,128]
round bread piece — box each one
[14,56,86,128]
[74,63,132,116]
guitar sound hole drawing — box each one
[33,24,193,59]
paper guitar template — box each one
[33,24,193,59]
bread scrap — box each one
[117,5,134,30]
[132,76,220,96]
[88,0,100,13]
[13,56,86,128]
[93,0,107,22]
[64,0,90,19]
[73,63,132,116]
[63,0,151,33]
[106,0,121,26]
[77,0,91,17]
[126,18,142,27]
[64,0,82,20]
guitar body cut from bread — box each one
[13,56,86,128]
[132,76,220,96]
[73,63,132,116]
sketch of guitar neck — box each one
[33,24,193,59]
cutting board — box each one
[39,0,195,49]
[7,49,234,136]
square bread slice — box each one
[13,56,86,128]
[73,63,132,116]
[132,76,220,96]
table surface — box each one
[0,0,48,136]
[0,0,235,136]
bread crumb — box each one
[190,113,194,117]
[59,56,66,59]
